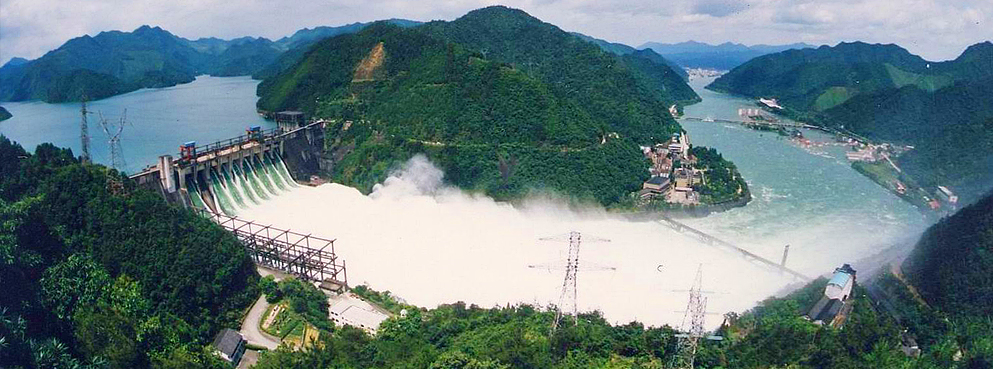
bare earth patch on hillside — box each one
[353,42,385,82]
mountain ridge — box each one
[256,6,711,205]
[639,40,817,70]
[0,20,420,103]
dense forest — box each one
[0,136,260,368]
[708,41,993,204]
[2,137,992,369]
[0,21,419,103]
[902,190,993,318]
[258,7,724,205]
[689,146,749,204]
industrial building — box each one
[806,264,857,327]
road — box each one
[240,295,281,350]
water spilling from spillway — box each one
[187,152,298,216]
[235,153,926,330]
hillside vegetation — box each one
[0,21,420,103]
[0,136,259,368]
[709,41,993,203]
[902,190,993,317]
[258,7,716,205]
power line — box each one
[669,265,723,369]
[80,97,91,163]
[532,231,612,333]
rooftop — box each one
[211,328,243,357]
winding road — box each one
[240,295,281,350]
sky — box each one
[1,0,990,65]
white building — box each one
[937,186,958,204]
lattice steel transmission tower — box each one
[530,231,612,332]
[669,265,722,369]
[80,98,91,163]
[99,110,128,172]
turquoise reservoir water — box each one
[678,77,929,273]
[0,76,275,173]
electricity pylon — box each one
[669,265,723,369]
[80,98,91,163]
[99,110,128,172]
[530,231,612,332]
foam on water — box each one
[242,155,820,329]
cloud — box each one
[691,0,749,17]
[0,0,991,64]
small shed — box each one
[212,328,246,366]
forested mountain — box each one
[250,19,421,80]
[0,21,420,103]
[710,41,993,203]
[257,6,707,204]
[639,40,815,70]
[0,26,206,102]
[571,32,689,81]
[826,78,993,202]
[902,190,993,318]
[0,136,259,368]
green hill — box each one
[0,26,206,102]
[257,7,711,205]
[0,136,259,367]
[571,32,689,81]
[708,42,935,111]
[0,106,10,121]
[0,21,422,103]
[902,190,993,317]
[709,41,993,203]
[825,79,993,203]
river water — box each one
[0,76,274,173]
[0,75,930,329]
[677,77,929,275]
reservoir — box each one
[0,76,274,174]
[0,75,930,329]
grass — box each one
[813,86,853,111]
[885,64,952,92]
[261,302,321,350]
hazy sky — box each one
[1,0,990,65]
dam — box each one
[129,119,328,215]
[127,118,347,289]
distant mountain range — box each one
[570,33,688,80]
[710,41,993,203]
[639,40,817,70]
[0,20,419,103]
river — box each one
[677,76,929,275]
[0,76,274,174]
[0,75,930,329]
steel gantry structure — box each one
[198,208,348,290]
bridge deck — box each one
[658,215,811,281]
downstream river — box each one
[0,75,930,329]
[677,77,929,274]
[0,76,274,173]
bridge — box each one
[655,214,812,281]
[682,116,821,131]
[197,207,348,291]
